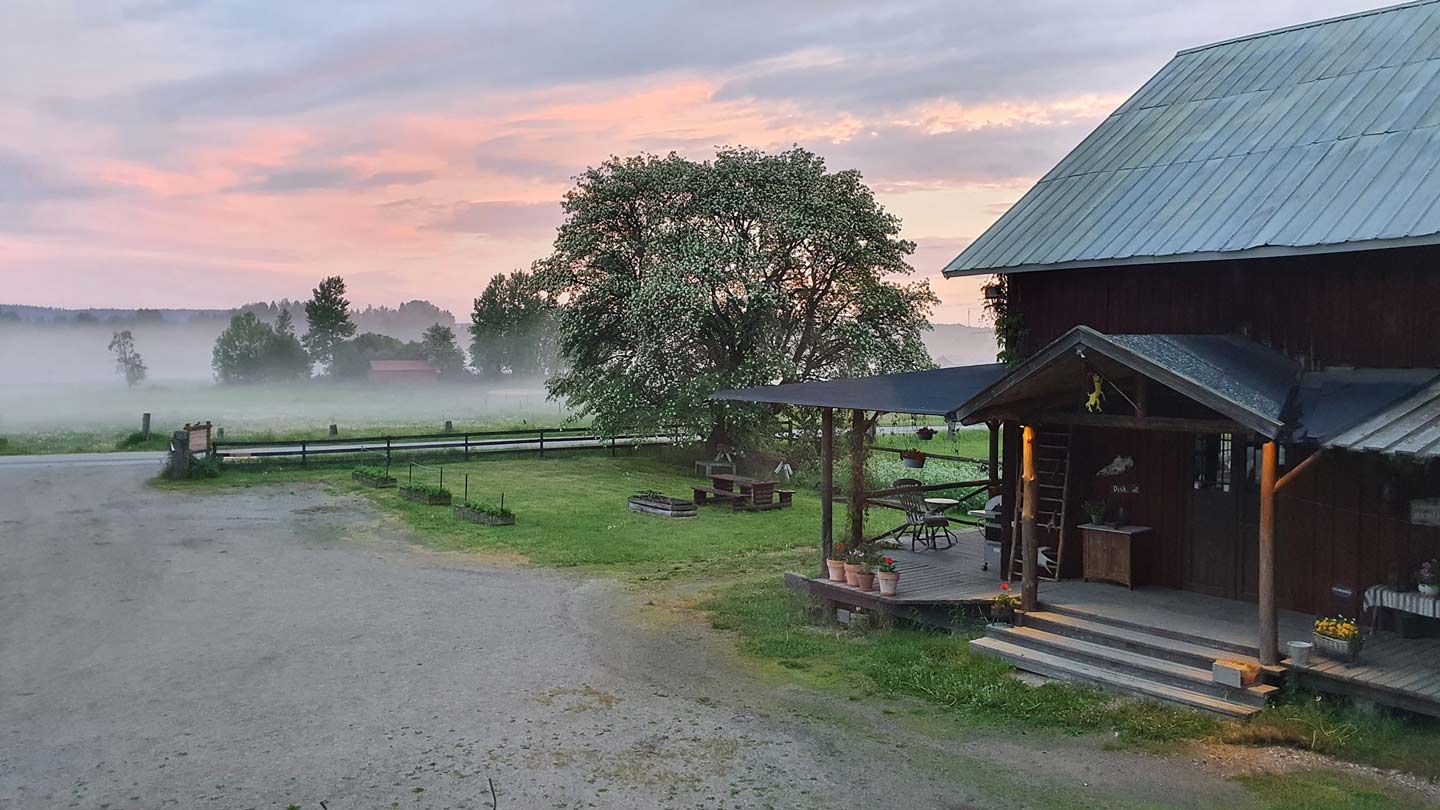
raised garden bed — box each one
[400,485,452,506]
[352,467,396,488]
[455,503,516,526]
[628,492,698,519]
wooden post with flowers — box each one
[820,407,835,577]
[1021,425,1039,612]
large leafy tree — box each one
[420,323,467,379]
[302,276,357,373]
[539,147,936,445]
[211,312,309,383]
[108,330,147,387]
[468,270,553,378]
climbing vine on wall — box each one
[982,274,1027,365]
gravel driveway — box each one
[0,461,1265,809]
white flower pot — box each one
[1420,583,1439,597]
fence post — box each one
[439,467,444,492]
[301,440,307,467]
[539,429,545,458]
[464,474,469,503]
[610,435,616,457]
[464,433,469,461]
[141,412,151,440]
[409,462,413,485]
[386,436,392,469]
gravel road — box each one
[0,461,1266,809]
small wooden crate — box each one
[1212,659,1260,688]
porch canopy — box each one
[711,363,1007,416]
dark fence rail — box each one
[213,424,596,449]
[213,426,683,463]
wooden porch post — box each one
[999,420,1019,577]
[849,409,867,549]
[1258,440,1279,665]
[820,407,834,576]
[987,420,1000,483]
[1021,425,1039,611]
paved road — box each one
[0,463,1258,809]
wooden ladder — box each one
[1010,427,1073,582]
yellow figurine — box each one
[1085,373,1105,413]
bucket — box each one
[1286,640,1313,667]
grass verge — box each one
[1236,769,1435,810]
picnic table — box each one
[693,473,793,512]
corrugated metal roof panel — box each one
[945,0,1440,277]
[1325,377,1440,457]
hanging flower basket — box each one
[900,450,926,469]
[915,427,936,441]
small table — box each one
[924,497,961,512]
[695,459,736,478]
[1079,523,1151,589]
[1363,585,1440,635]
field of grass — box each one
[164,447,1440,801]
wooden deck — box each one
[786,533,1440,717]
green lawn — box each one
[0,429,172,455]
[1236,770,1436,810]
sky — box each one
[0,0,1385,324]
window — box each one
[1193,433,1233,492]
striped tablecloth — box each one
[1363,585,1440,619]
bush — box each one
[459,500,513,518]
[117,431,148,449]
[400,482,447,498]
[162,452,221,480]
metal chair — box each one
[897,489,956,551]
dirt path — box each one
[0,462,1354,809]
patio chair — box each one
[897,489,956,552]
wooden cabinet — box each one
[1080,524,1151,588]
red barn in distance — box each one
[367,360,440,385]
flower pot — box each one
[876,570,899,596]
[854,572,876,592]
[843,562,860,587]
[826,559,847,582]
[1313,632,1361,663]
[992,607,1015,625]
[901,454,925,469]
[1420,583,1440,597]
[916,427,936,441]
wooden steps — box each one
[970,609,1281,718]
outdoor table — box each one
[711,473,778,506]
[1363,585,1440,634]
[924,497,960,512]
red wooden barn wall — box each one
[1008,243,1440,369]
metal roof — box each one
[953,327,1300,436]
[1291,367,1440,442]
[944,0,1440,277]
[709,363,1008,416]
[1324,375,1440,456]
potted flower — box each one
[1082,498,1106,526]
[915,427,936,441]
[843,546,864,587]
[1417,559,1439,597]
[991,583,1022,624]
[1313,616,1362,662]
[900,450,926,469]
[826,543,847,583]
[875,556,900,596]
[853,554,876,592]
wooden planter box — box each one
[352,471,396,488]
[628,494,698,519]
[400,488,452,506]
[1313,632,1361,663]
[454,505,515,526]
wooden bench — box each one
[693,486,751,511]
[777,489,795,508]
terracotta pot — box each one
[843,562,860,587]
[876,570,899,596]
[855,572,876,592]
[826,559,847,582]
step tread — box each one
[993,625,1275,701]
[969,637,1261,718]
[1024,610,1263,667]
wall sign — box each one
[1411,498,1440,527]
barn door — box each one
[1184,433,1243,599]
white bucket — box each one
[1287,640,1313,667]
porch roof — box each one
[953,327,1300,437]
[1321,374,1440,458]
[710,363,1008,416]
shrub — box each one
[459,500,513,518]
[117,431,148,449]
[400,483,448,498]
[353,465,392,480]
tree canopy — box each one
[468,270,554,378]
[211,312,310,383]
[420,323,467,378]
[539,146,935,444]
[108,330,147,387]
[302,276,357,373]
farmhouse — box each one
[719,1,1440,717]
[367,359,441,385]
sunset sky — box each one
[1,1,1380,324]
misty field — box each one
[0,380,573,450]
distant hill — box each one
[924,323,999,367]
[0,300,457,341]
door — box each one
[1184,433,1242,599]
